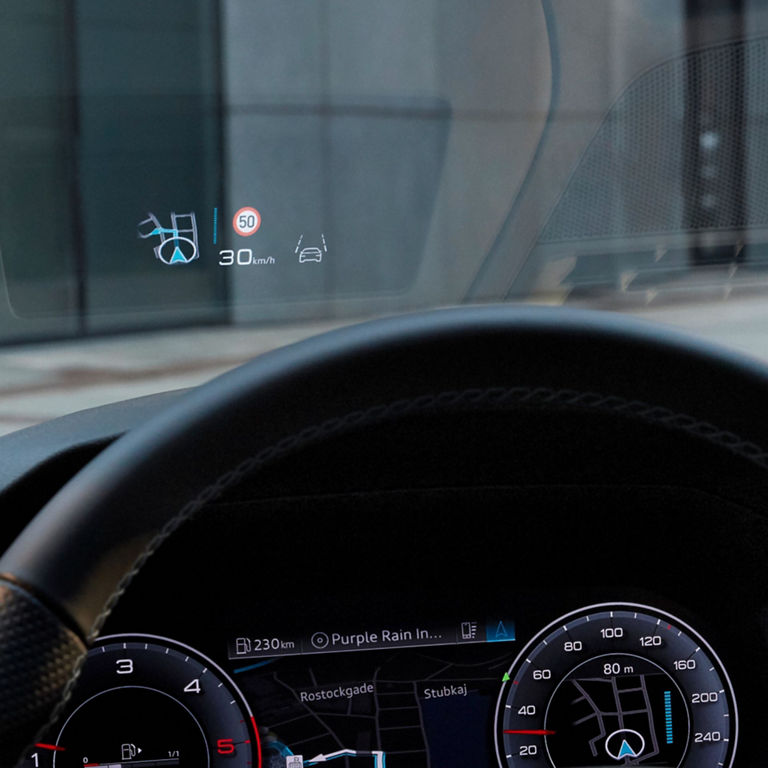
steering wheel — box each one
[2,305,768,765]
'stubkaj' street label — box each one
[422,683,469,699]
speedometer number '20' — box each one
[495,604,736,768]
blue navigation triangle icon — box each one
[170,247,187,264]
[617,740,636,759]
[496,621,509,639]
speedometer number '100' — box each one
[494,603,736,768]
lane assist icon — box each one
[138,212,199,265]
[296,233,327,263]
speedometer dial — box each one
[494,604,736,768]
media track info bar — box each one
[227,618,515,661]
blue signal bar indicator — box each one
[664,690,673,744]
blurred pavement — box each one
[1,299,768,438]
[0,321,340,437]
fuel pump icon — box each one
[121,743,140,760]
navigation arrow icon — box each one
[307,750,356,763]
[617,740,636,758]
[170,246,187,263]
[605,728,645,761]
[306,749,386,768]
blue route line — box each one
[233,658,277,674]
[213,207,218,245]
[148,227,179,236]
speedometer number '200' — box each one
[495,604,736,768]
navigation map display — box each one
[227,617,515,768]
[236,639,516,768]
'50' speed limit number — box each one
[233,207,261,236]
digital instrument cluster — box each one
[24,603,737,768]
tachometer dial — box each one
[494,604,736,768]
[31,634,259,768]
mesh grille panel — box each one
[540,37,768,243]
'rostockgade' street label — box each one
[299,682,375,702]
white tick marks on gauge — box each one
[494,603,737,768]
[49,635,259,768]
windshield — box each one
[1,0,766,434]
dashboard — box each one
[21,483,768,768]
[2,308,768,768]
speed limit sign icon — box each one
[233,206,262,236]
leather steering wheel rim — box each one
[3,304,768,764]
